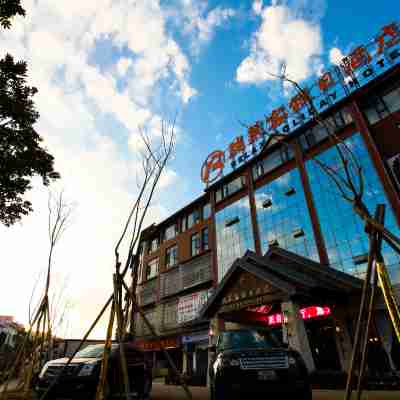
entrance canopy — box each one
[200,247,363,320]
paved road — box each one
[151,383,400,400]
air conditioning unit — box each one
[387,154,400,189]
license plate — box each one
[258,370,277,381]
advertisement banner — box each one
[177,289,212,325]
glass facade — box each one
[254,170,319,260]
[215,196,255,281]
[306,133,400,282]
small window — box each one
[181,216,187,233]
[146,258,159,280]
[149,238,159,253]
[191,232,201,257]
[383,87,400,113]
[215,189,223,203]
[166,245,178,269]
[293,228,305,238]
[164,224,177,241]
[187,209,201,229]
[203,203,211,220]
[202,227,209,251]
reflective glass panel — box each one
[215,196,255,282]
[306,133,400,282]
[255,169,319,261]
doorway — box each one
[305,317,341,371]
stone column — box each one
[332,308,353,372]
[281,301,315,372]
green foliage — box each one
[0,1,60,226]
[0,0,25,29]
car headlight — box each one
[288,356,296,366]
[39,362,50,378]
[78,361,99,376]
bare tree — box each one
[0,190,75,399]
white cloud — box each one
[177,0,236,55]
[329,47,345,66]
[236,1,324,85]
[116,57,133,76]
[0,0,196,338]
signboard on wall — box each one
[177,289,213,324]
[201,21,400,186]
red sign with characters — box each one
[266,306,331,326]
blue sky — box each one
[0,0,397,337]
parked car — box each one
[209,329,312,400]
[35,343,152,399]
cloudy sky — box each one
[0,0,397,338]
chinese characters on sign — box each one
[266,306,331,326]
[201,22,400,186]
[177,289,212,324]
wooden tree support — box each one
[344,205,400,400]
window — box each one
[382,86,400,113]
[215,176,246,202]
[146,258,159,280]
[149,237,159,253]
[202,227,209,251]
[164,224,177,241]
[191,232,201,257]
[203,203,211,220]
[187,209,201,229]
[166,245,178,269]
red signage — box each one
[266,306,331,326]
[201,21,400,186]
[134,337,179,351]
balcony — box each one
[137,278,158,306]
[160,253,212,299]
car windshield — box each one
[218,330,281,351]
[75,344,117,358]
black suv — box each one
[35,343,152,399]
[209,329,312,400]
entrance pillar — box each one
[207,316,225,387]
[281,301,315,372]
[332,308,353,372]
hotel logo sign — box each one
[201,22,400,186]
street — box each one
[150,383,400,400]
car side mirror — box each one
[208,345,216,353]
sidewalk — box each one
[151,383,400,400]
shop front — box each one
[201,247,368,378]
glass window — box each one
[191,232,201,257]
[149,237,158,253]
[306,133,400,283]
[215,196,255,281]
[187,209,201,229]
[255,170,319,261]
[165,245,178,269]
[146,258,159,280]
[181,216,187,233]
[215,176,246,202]
[202,227,209,251]
[203,203,211,220]
[382,86,400,113]
[164,224,177,241]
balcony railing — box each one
[160,253,212,299]
[137,278,158,306]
